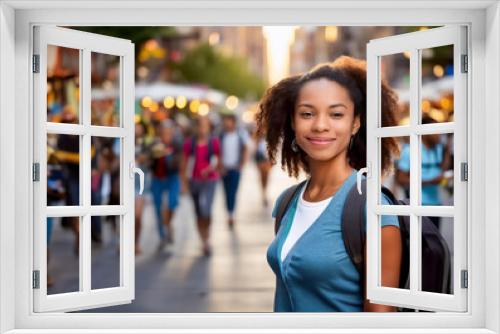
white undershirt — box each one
[280,179,333,261]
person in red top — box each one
[150,120,183,252]
[181,116,221,256]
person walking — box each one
[256,56,402,312]
[253,129,272,207]
[395,114,452,229]
[150,120,183,252]
[56,107,81,255]
[219,112,250,229]
[181,116,221,256]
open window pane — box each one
[47,45,80,124]
[47,134,81,206]
[91,52,121,127]
[91,215,121,290]
[91,137,121,206]
[420,45,454,124]
[47,216,81,295]
[421,216,453,295]
[420,133,453,206]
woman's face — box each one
[160,126,173,145]
[292,78,360,163]
[135,123,144,138]
[196,117,211,137]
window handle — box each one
[357,163,371,195]
[130,162,144,195]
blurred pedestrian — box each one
[150,119,183,252]
[46,146,67,288]
[253,129,272,207]
[395,114,452,229]
[56,106,80,255]
[219,112,250,229]
[181,116,221,256]
[90,140,119,243]
[256,56,402,312]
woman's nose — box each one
[311,113,330,132]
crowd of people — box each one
[46,107,274,289]
[133,112,272,256]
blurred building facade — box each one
[289,26,396,75]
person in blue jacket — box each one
[256,56,403,312]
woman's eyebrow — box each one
[329,103,348,109]
[296,103,348,109]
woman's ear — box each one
[352,115,361,136]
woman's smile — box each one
[306,137,336,146]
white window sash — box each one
[366,25,468,312]
[32,26,135,312]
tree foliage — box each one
[171,43,265,100]
[72,26,177,56]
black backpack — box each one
[274,179,451,309]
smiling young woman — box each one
[256,56,403,312]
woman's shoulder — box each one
[271,181,306,218]
[380,191,400,227]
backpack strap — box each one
[237,130,245,165]
[190,136,197,157]
[342,178,399,299]
[274,181,307,235]
[342,179,400,266]
[191,136,215,160]
[342,179,368,297]
[208,136,214,160]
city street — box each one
[47,160,454,313]
[47,161,298,313]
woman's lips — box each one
[306,137,335,145]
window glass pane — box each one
[47,216,81,295]
[420,45,454,124]
[379,136,410,204]
[380,52,410,127]
[420,134,453,206]
[47,134,80,206]
[91,215,121,290]
[380,215,409,291]
[47,45,80,124]
[91,137,121,206]
[421,216,453,295]
[91,52,121,127]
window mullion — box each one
[409,48,421,293]
[81,48,91,293]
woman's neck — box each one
[304,156,354,201]
[197,134,209,143]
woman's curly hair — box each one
[256,56,400,178]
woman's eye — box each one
[299,111,313,118]
[330,112,343,118]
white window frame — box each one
[366,26,468,312]
[32,26,136,312]
[0,1,498,333]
